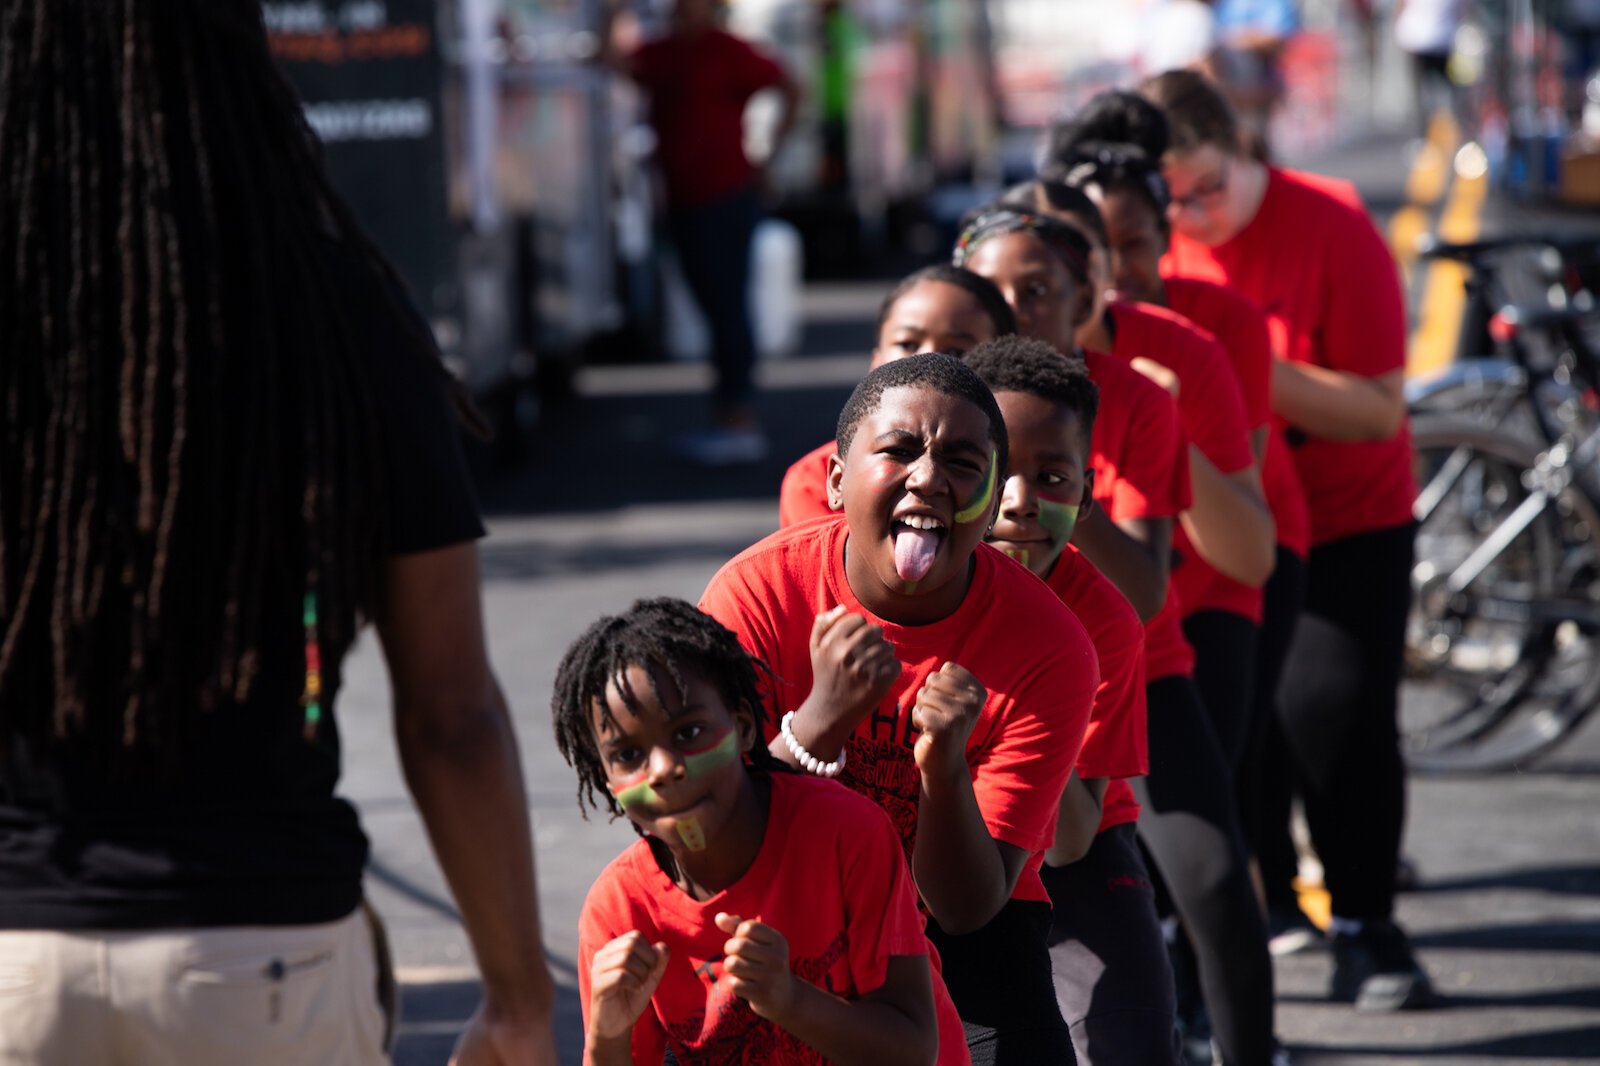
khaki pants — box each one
[0,906,390,1065]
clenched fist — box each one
[910,662,985,776]
[586,932,670,1047]
[714,912,795,1022]
[797,606,902,757]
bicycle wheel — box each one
[1405,415,1600,771]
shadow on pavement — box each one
[1279,985,1600,1010]
[478,383,854,518]
[1292,1023,1600,1060]
[1411,864,1600,899]
[392,979,585,1066]
[1409,920,1600,954]
[479,535,775,582]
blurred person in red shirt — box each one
[604,0,800,466]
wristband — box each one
[779,711,848,778]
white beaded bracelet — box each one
[779,711,847,778]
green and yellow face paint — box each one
[953,448,999,525]
[608,725,743,852]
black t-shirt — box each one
[0,240,485,929]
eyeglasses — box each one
[1168,156,1232,215]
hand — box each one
[1130,357,1180,399]
[910,662,985,776]
[715,912,795,1021]
[449,1002,559,1066]
[803,606,902,746]
[585,932,671,1047]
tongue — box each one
[893,527,940,584]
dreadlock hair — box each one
[836,352,1009,473]
[551,598,789,822]
[1047,90,1170,165]
[0,0,440,761]
[963,336,1100,450]
[1051,141,1171,234]
[875,264,1017,342]
[996,181,1111,251]
[1138,69,1241,155]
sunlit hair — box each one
[875,264,1017,342]
[551,598,788,821]
[836,353,1010,473]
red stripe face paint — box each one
[610,769,661,811]
[683,727,739,779]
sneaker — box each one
[1330,920,1436,1011]
[672,426,769,467]
[1209,1036,1293,1066]
[1268,903,1325,957]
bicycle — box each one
[1401,232,1600,770]
[1406,411,1600,770]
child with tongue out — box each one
[701,353,1098,1063]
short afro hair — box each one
[875,264,1017,342]
[963,336,1099,447]
[836,352,1009,473]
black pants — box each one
[926,899,1078,1064]
[1278,524,1415,922]
[1182,610,1260,774]
[1043,823,1181,1066]
[667,186,761,412]
[1246,548,1308,905]
[1135,676,1276,1066]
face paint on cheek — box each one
[682,727,739,779]
[1038,499,1080,549]
[953,449,999,525]
[611,771,662,811]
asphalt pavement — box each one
[337,129,1600,1065]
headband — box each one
[952,208,1091,285]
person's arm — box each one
[1046,772,1108,867]
[1272,363,1406,442]
[770,606,901,766]
[766,71,802,163]
[715,915,937,1066]
[1072,510,1171,621]
[1180,447,1275,586]
[909,663,1028,933]
[378,543,558,1066]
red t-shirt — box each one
[578,773,970,1065]
[1164,275,1312,559]
[1080,348,1196,681]
[778,441,835,528]
[1164,167,1416,546]
[1110,301,1263,622]
[700,517,1098,906]
[1044,546,1147,834]
[631,30,785,209]
[1162,277,1271,433]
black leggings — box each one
[1246,547,1308,906]
[1182,610,1260,773]
[1043,823,1181,1066]
[926,899,1078,1064]
[1277,524,1414,921]
[1135,676,1276,1066]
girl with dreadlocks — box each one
[555,598,967,1065]
[0,2,554,1062]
